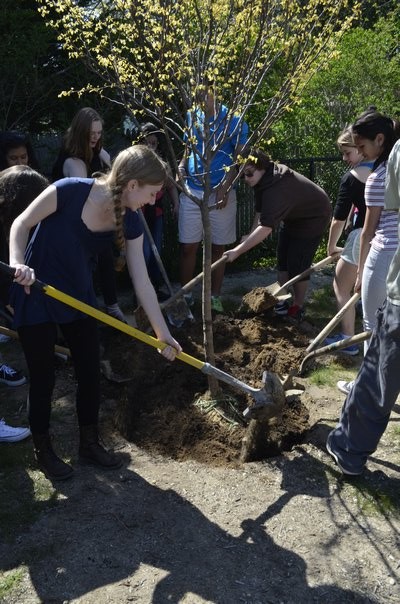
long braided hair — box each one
[103,145,169,270]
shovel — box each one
[299,330,371,375]
[137,210,193,328]
[1,261,283,420]
[306,292,361,353]
[265,252,341,301]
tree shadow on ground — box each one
[0,452,374,604]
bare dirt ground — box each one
[1,266,399,604]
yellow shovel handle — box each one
[43,284,204,370]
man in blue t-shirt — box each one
[178,87,248,313]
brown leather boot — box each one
[32,433,73,481]
[79,424,122,469]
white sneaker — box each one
[337,380,355,395]
[0,418,31,442]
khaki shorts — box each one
[341,228,361,266]
[178,187,237,245]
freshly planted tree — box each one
[38,0,360,395]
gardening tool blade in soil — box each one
[242,371,285,420]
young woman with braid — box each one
[9,145,182,481]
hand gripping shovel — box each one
[137,210,193,328]
[2,261,282,421]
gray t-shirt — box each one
[385,141,400,305]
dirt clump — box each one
[240,286,280,313]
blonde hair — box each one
[104,145,169,269]
[336,127,356,151]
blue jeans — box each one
[327,300,400,473]
[143,214,163,285]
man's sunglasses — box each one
[240,169,255,179]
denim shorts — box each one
[341,228,361,266]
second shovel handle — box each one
[160,255,227,309]
[306,292,361,353]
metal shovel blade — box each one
[242,371,285,420]
[165,296,194,328]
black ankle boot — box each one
[32,433,73,481]
[79,424,122,469]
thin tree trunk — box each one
[200,193,220,396]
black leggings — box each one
[18,318,100,434]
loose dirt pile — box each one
[102,294,313,466]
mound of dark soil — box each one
[102,293,314,466]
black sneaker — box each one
[0,364,27,387]
[274,300,289,316]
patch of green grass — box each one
[307,285,336,321]
[308,363,357,387]
[356,488,399,516]
[390,424,400,437]
[0,568,25,599]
